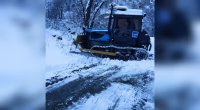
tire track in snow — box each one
[46,66,121,110]
[112,71,154,88]
[67,83,136,110]
[46,63,100,87]
[46,57,154,110]
[46,63,118,91]
[67,71,154,110]
[113,71,154,110]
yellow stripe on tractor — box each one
[80,48,117,56]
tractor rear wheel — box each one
[135,50,148,60]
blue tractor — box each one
[73,5,151,60]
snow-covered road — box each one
[46,29,154,110]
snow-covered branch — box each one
[90,0,106,28]
[84,0,94,29]
[79,0,86,22]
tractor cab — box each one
[111,6,145,46]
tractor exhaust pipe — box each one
[108,4,114,34]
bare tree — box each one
[90,0,106,28]
[76,0,108,31]
[79,0,86,25]
[84,0,94,29]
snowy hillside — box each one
[46,29,154,110]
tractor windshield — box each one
[113,17,132,41]
[116,18,131,29]
[114,17,142,32]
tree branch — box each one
[90,0,106,28]
[84,0,94,28]
[79,0,86,23]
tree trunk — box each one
[84,0,94,29]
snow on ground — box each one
[68,82,154,110]
[150,36,155,55]
[68,83,136,110]
[46,29,154,110]
[46,29,99,67]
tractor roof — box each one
[113,6,144,16]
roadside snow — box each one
[46,29,99,69]
[150,37,154,55]
[101,58,154,79]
